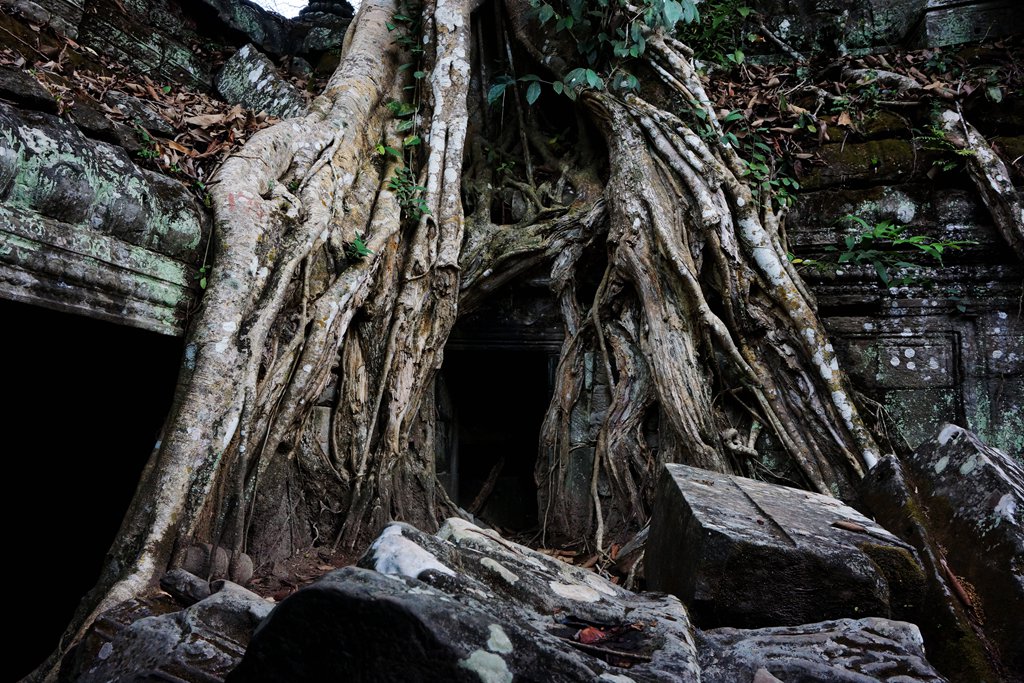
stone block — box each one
[64,582,273,683]
[646,464,926,628]
[698,617,945,683]
[904,424,1024,675]
[215,44,307,120]
[229,520,701,681]
[861,454,1005,682]
[918,0,1022,48]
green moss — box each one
[857,542,926,618]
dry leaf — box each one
[185,113,226,127]
[577,627,608,644]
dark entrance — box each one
[1,299,181,680]
[438,350,554,531]
[437,280,563,532]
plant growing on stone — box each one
[790,215,976,287]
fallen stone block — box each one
[901,424,1024,678]
[698,617,946,683]
[861,453,1006,682]
[215,44,307,120]
[63,581,273,683]
[646,464,926,628]
[229,519,702,682]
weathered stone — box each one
[299,0,354,18]
[901,424,1024,677]
[0,100,207,334]
[79,0,215,89]
[0,67,57,112]
[160,568,213,605]
[103,90,177,138]
[787,170,1024,455]
[0,102,207,260]
[916,0,1021,48]
[215,44,307,119]
[646,464,926,629]
[68,582,273,683]
[230,519,702,682]
[3,0,83,38]
[198,0,294,56]
[698,617,946,683]
[861,455,1004,682]
[58,594,182,683]
[301,23,349,53]
[801,139,933,190]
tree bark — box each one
[40,0,888,675]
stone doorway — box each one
[438,349,556,531]
[0,298,181,679]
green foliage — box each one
[195,264,209,290]
[385,1,425,56]
[917,123,975,173]
[345,232,374,260]
[388,165,430,220]
[789,215,975,287]
[699,106,799,209]
[492,0,698,105]
[675,0,754,66]
[133,120,160,160]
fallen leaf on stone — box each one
[577,627,608,644]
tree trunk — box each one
[44,0,887,673]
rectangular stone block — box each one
[647,465,926,629]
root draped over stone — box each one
[43,2,907,676]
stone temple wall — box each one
[788,104,1022,455]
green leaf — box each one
[519,74,541,82]
[873,261,891,286]
[413,70,427,79]
[161,85,171,94]
[737,6,751,17]
[662,0,682,28]
[526,81,542,105]
[396,119,415,132]
[565,67,588,88]
[682,0,698,23]
[552,80,564,95]
[403,135,421,147]
[585,69,603,89]
[199,277,207,289]
[986,85,1003,103]
[538,3,555,23]
[487,83,508,105]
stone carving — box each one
[698,617,946,683]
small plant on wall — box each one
[789,215,975,287]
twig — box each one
[469,456,505,514]
[756,17,805,63]
[553,636,653,663]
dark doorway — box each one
[1,299,182,680]
[439,350,554,531]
